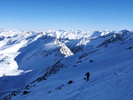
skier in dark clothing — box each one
[85,72,90,82]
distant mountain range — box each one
[0,29,133,100]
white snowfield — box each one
[0,29,133,100]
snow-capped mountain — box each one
[0,29,133,100]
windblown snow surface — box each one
[0,29,133,100]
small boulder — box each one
[68,80,73,84]
[23,91,30,95]
[90,60,93,62]
[48,91,51,94]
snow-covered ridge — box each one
[0,29,132,77]
[0,29,132,40]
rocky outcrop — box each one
[60,43,74,57]
[54,38,61,44]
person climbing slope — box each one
[85,72,90,82]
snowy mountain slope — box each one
[0,29,133,100]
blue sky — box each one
[0,0,133,31]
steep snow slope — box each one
[0,29,32,76]
[0,29,133,100]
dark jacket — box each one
[85,72,90,77]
